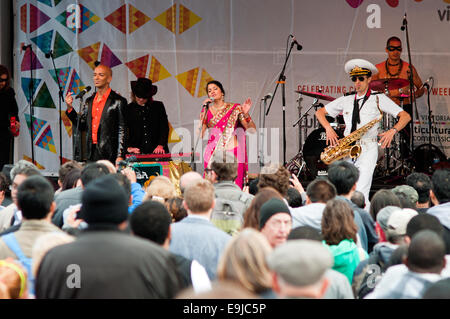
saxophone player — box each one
[315,59,411,205]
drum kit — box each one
[286,78,449,180]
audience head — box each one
[248,178,259,195]
[288,226,322,241]
[243,187,283,230]
[267,239,333,298]
[179,171,202,195]
[351,190,366,209]
[79,175,129,228]
[166,197,188,222]
[183,179,215,214]
[258,198,292,248]
[176,281,258,299]
[386,208,418,244]
[80,162,110,188]
[327,160,360,196]
[17,175,55,220]
[406,214,449,254]
[0,259,27,299]
[376,206,401,235]
[130,201,172,246]
[61,168,81,191]
[210,152,238,182]
[258,163,291,197]
[111,173,132,201]
[431,169,450,204]
[9,160,41,206]
[144,175,176,203]
[57,161,82,188]
[369,188,401,220]
[322,199,357,245]
[217,228,273,295]
[406,172,432,205]
[406,230,446,274]
[0,172,8,205]
[392,185,418,209]
[286,187,302,208]
[306,178,336,204]
[96,160,117,174]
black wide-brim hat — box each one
[131,78,157,99]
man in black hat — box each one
[125,78,169,155]
[35,175,181,298]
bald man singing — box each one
[65,65,127,164]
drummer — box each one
[372,36,425,155]
[315,59,411,206]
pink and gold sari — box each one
[203,103,248,189]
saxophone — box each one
[320,96,383,165]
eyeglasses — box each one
[351,76,366,82]
[0,78,8,83]
[387,46,402,52]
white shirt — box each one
[325,91,403,139]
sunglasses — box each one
[351,76,366,82]
[387,46,402,52]
[0,78,8,83]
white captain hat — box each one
[344,59,378,77]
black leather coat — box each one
[67,90,127,163]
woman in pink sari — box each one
[200,81,256,189]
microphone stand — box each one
[27,46,36,165]
[401,13,417,155]
[266,36,298,165]
[192,103,209,171]
[258,97,269,168]
[47,51,64,166]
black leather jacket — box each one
[67,89,127,163]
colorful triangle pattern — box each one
[101,44,122,69]
[54,0,63,6]
[125,55,149,79]
[24,113,47,141]
[34,82,56,109]
[129,4,151,33]
[56,4,100,33]
[78,42,101,70]
[175,67,199,97]
[36,125,57,154]
[105,4,127,34]
[61,111,73,137]
[179,4,202,34]
[168,122,182,144]
[31,30,53,56]
[23,155,45,170]
[67,70,86,96]
[37,0,53,7]
[149,56,171,83]
[21,49,43,72]
[21,78,42,104]
[20,4,27,33]
[154,4,176,33]
[53,31,73,59]
[197,69,214,97]
[49,67,71,92]
[29,4,51,33]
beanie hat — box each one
[259,198,291,230]
[79,175,129,225]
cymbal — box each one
[295,90,335,102]
[370,78,410,91]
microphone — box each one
[45,50,53,59]
[75,86,92,100]
[202,97,214,107]
[421,77,433,89]
[401,13,407,31]
[290,35,303,51]
[261,93,273,101]
[22,44,32,51]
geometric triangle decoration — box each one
[175,67,199,97]
[34,82,56,109]
[105,4,127,34]
[54,0,63,6]
[21,49,43,71]
[78,42,101,70]
[61,110,72,138]
[37,0,53,7]
[20,4,27,33]
[100,44,122,69]
[56,4,100,33]
[148,56,171,83]
[23,155,46,170]
[197,69,214,98]
[125,55,149,79]
[67,70,86,96]
[179,4,202,34]
[21,78,42,104]
[35,125,57,154]
[24,113,47,141]
[129,4,151,33]
[154,4,176,34]
[49,67,71,92]
[30,30,53,55]
[29,4,51,33]
[53,31,73,59]
[168,122,182,144]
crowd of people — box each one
[0,156,449,299]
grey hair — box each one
[10,160,40,181]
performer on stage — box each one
[125,78,169,155]
[200,80,256,189]
[0,65,20,171]
[65,64,127,164]
[372,36,425,156]
[315,59,411,203]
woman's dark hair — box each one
[322,199,357,245]
[369,189,401,220]
[61,169,81,191]
[243,187,283,230]
[206,80,225,97]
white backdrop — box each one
[13,0,450,174]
